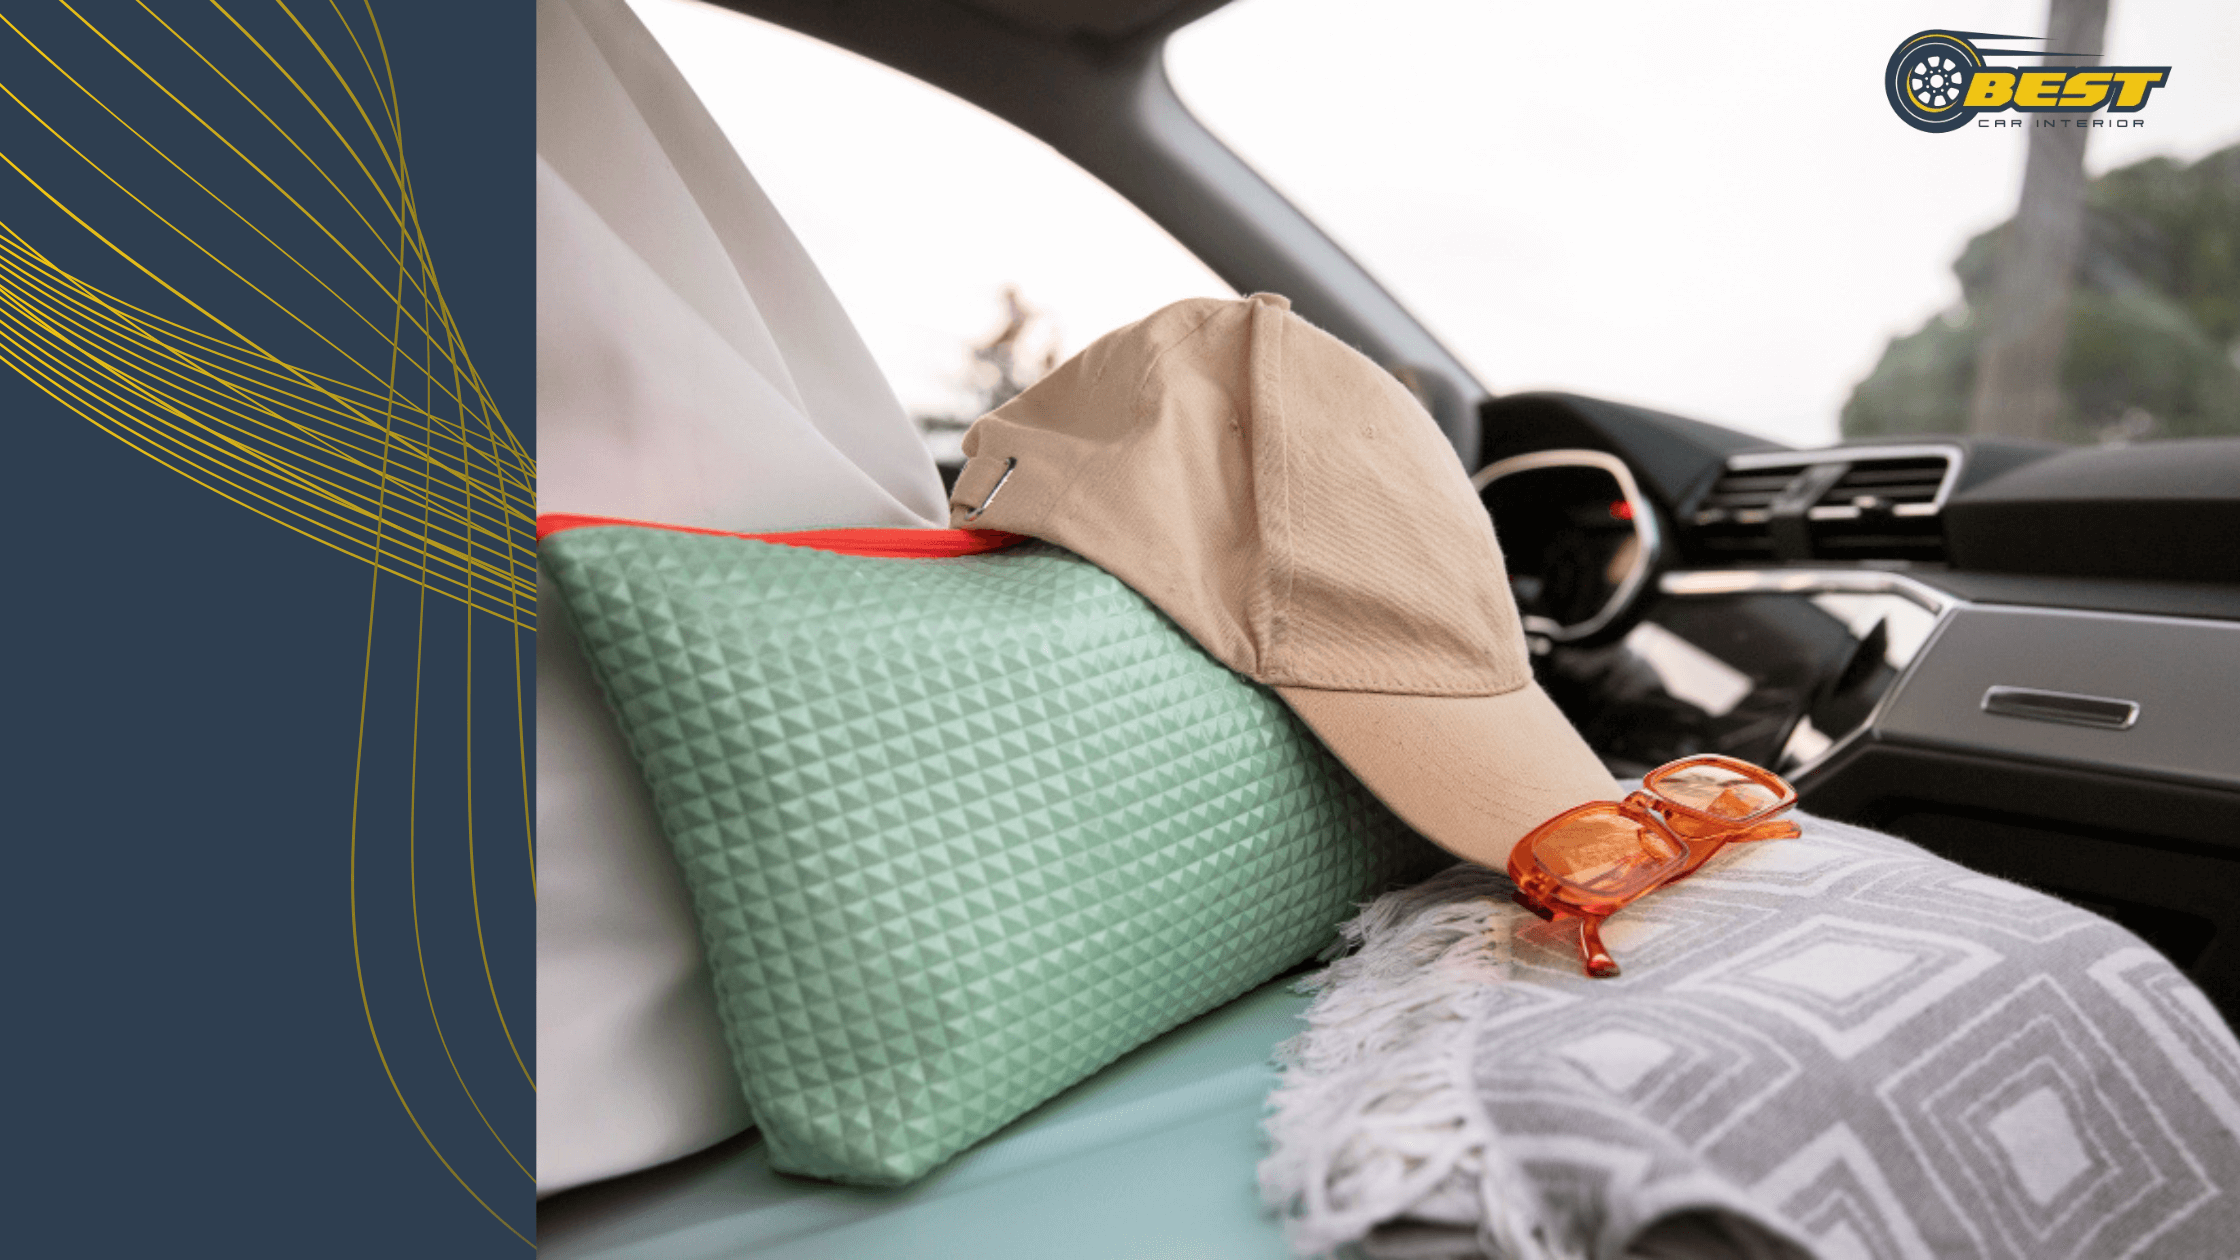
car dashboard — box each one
[1474,393,2240,1024]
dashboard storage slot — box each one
[1981,685,2140,731]
[1879,606,2240,792]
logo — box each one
[1886,30,2169,133]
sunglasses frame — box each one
[1505,754,1800,978]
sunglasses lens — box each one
[1533,807,1686,898]
[1654,762,1782,820]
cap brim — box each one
[1274,682,1621,869]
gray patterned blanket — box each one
[1260,814,2240,1259]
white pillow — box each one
[535,0,946,1196]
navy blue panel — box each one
[3,2,534,1253]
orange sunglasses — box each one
[1506,754,1801,978]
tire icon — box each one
[1886,31,1983,132]
[1910,54,1965,109]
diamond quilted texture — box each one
[543,530,1442,1184]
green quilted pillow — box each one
[540,518,1442,1184]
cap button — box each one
[1249,292,1291,311]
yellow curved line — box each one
[274,0,406,189]
[349,218,531,1246]
[1,9,467,379]
[0,19,533,481]
[0,302,479,592]
[0,87,394,389]
[0,232,536,609]
[0,250,495,547]
[329,0,398,144]
[354,4,520,478]
[408,291,534,1174]
[466,644,537,1090]
[204,0,402,219]
[1899,31,1984,66]
[0,336,478,622]
[442,256,536,1092]
[516,631,536,899]
[0,228,516,470]
[0,304,398,536]
[351,576,534,1248]
[0,182,534,595]
[0,167,528,564]
[407,618,537,1178]
[0,66,530,499]
[0,254,409,480]
[378,26,538,893]
[132,0,531,470]
[0,319,532,629]
[6,4,537,1232]
[0,309,531,620]
[109,0,427,295]
[349,0,534,898]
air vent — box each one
[1805,454,1953,561]
[1685,446,1960,566]
[1688,463,1803,560]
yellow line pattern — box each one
[0,3,534,628]
[3,1,534,1244]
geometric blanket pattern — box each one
[1261,814,2240,1259]
[542,526,1443,1184]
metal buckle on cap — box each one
[961,456,1017,522]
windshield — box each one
[1166,0,2240,449]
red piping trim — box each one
[535,512,1027,559]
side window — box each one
[627,0,1235,470]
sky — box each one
[630,0,2240,449]
[627,0,1230,424]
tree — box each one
[1843,143,2240,444]
[1966,0,2109,440]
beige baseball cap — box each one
[947,293,1619,867]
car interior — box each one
[537,0,2240,1255]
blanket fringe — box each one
[1262,865,1582,1260]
